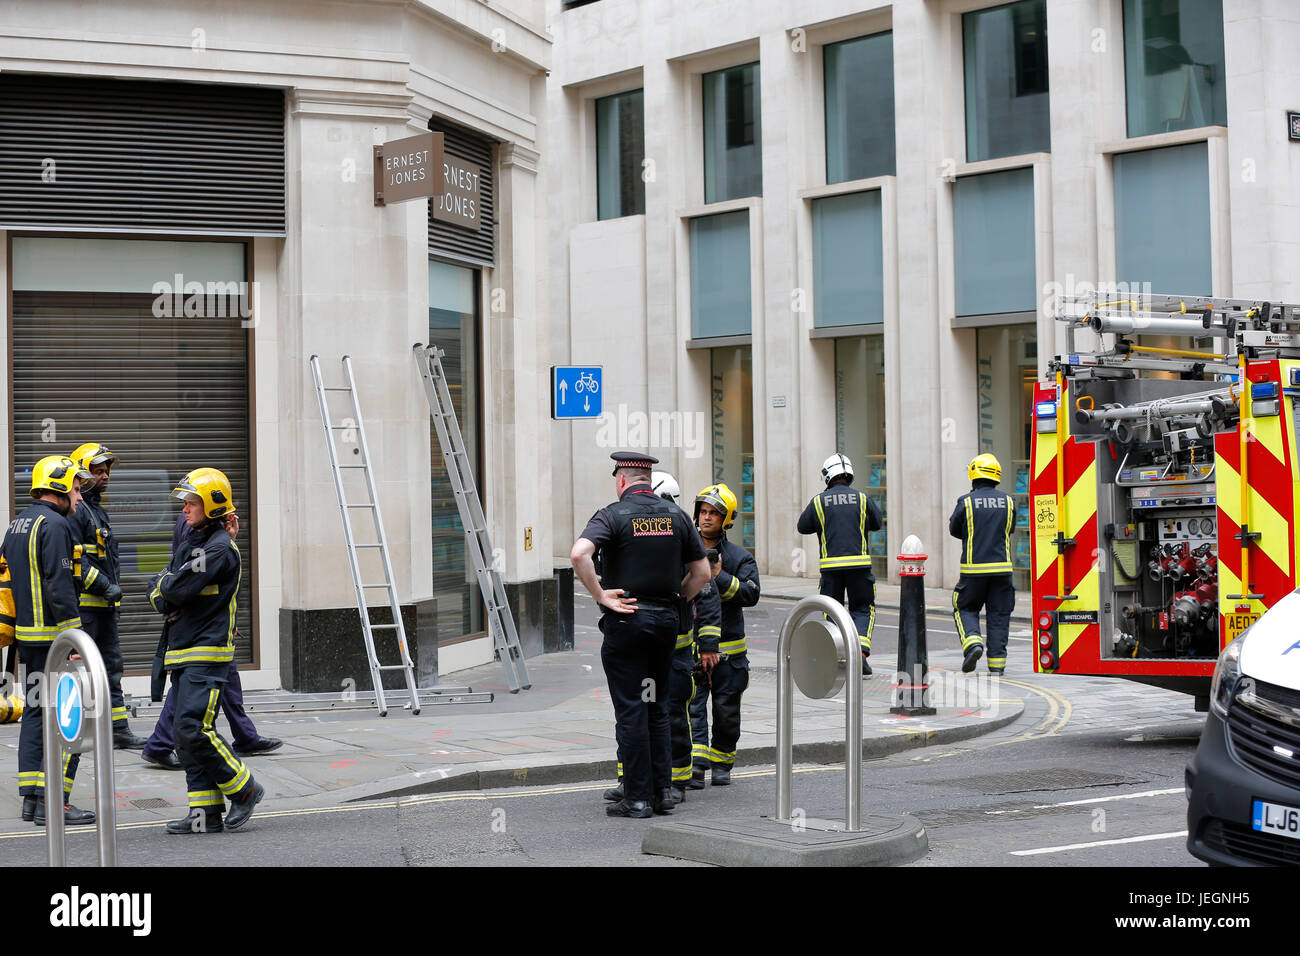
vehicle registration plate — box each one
[1226,612,1259,641]
[1253,799,1300,841]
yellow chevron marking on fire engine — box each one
[1055,564,1100,660]
[1217,460,1290,577]
[1064,461,1097,539]
[1033,423,1057,482]
[1248,405,1287,469]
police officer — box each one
[572,452,709,818]
[950,453,1017,675]
[149,468,263,832]
[2,456,96,827]
[688,483,759,787]
[797,453,883,675]
[68,443,149,750]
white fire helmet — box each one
[651,471,681,501]
[821,453,854,485]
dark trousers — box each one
[16,643,76,799]
[144,660,258,757]
[667,646,697,784]
[689,655,749,770]
[80,608,132,730]
[819,568,877,656]
[600,605,676,802]
[171,665,254,815]
[952,574,1016,669]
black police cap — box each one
[610,450,659,476]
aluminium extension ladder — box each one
[413,343,532,693]
[310,354,493,715]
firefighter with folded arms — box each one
[2,456,97,827]
[148,468,263,833]
[949,453,1017,675]
[67,443,149,750]
[797,453,884,675]
[687,483,759,787]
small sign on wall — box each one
[374,131,442,206]
[1289,111,1300,143]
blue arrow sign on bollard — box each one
[552,366,603,420]
[56,673,82,744]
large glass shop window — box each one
[428,259,484,644]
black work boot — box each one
[670,785,686,805]
[686,767,707,790]
[34,798,96,827]
[605,799,653,818]
[651,788,675,815]
[113,726,149,750]
[224,781,264,831]
[602,780,625,802]
[165,808,223,834]
[862,653,873,676]
[21,796,36,822]
[962,643,984,674]
[712,765,732,786]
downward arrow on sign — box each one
[584,394,590,413]
[59,679,75,726]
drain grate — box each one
[914,800,1084,826]
[130,798,173,809]
[927,768,1145,795]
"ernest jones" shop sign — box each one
[373,131,442,206]
[432,156,482,230]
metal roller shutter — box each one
[429,119,496,267]
[10,291,254,671]
[0,74,285,235]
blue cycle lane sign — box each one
[552,366,603,420]
[56,673,83,744]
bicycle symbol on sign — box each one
[574,371,600,394]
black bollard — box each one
[891,535,937,716]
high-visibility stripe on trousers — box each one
[172,665,254,816]
[952,574,1015,665]
[688,656,749,770]
[17,643,79,798]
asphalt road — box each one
[0,600,1211,868]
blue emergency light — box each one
[1251,382,1279,400]
[1035,401,1057,418]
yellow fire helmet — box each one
[694,483,738,530]
[171,467,236,519]
[968,453,1003,484]
[70,442,118,475]
[30,456,91,498]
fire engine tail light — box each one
[1037,612,1053,629]
[1039,651,1056,669]
[1038,632,1053,648]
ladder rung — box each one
[346,503,376,509]
[370,624,399,630]
[339,465,367,469]
[354,544,383,549]
[361,583,391,589]
[377,664,409,671]
[322,387,353,392]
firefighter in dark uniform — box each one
[149,468,263,832]
[572,452,709,818]
[602,471,721,806]
[797,453,883,675]
[68,443,148,749]
[950,453,1017,675]
[688,483,759,787]
[2,456,96,827]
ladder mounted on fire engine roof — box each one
[413,343,532,694]
[310,354,495,715]
[1054,292,1300,378]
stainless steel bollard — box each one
[776,595,861,832]
[43,628,116,867]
